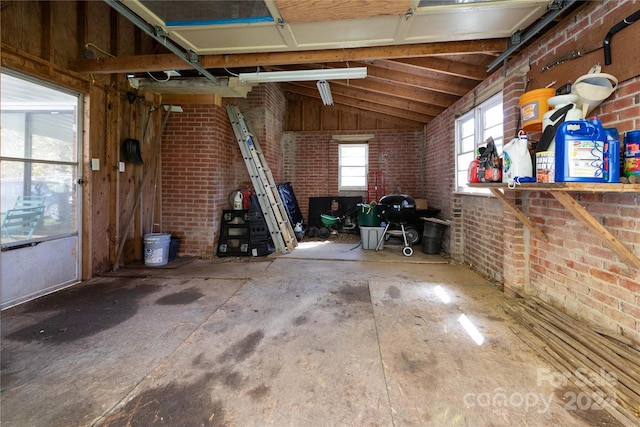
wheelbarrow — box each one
[317,214,340,238]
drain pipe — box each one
[603,9,640,65]
[103,0,217,83]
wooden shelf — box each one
[469,182,640,193]
[468,182,640,269]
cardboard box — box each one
[414,198,428,209]
[536,151,555,183]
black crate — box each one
[220,225,250,239]
[222,210,249,225]
[217,238,250,257]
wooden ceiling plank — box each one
[283,84,432,123]
[267,64,460,107]
[70,53,186,74]
[380,57,488,81]
[70,39,507,74]
[363,63,474,96]
[286,82,443,117]
[274,0,411,23]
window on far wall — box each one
[455,92,503,193]
[339,144,368,191]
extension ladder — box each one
[226,105,297,254]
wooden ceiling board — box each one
[286,81,443,117]
[328,78,459,108]
[170,24,289,54]
[101,0,574,126]
[386,58,488,81]
[287,16,399,48]
[274,0,411,23]
[284,84,432,123]
[410,1,550,38]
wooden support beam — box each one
[1,44,89,93]
[70,39,507,74]
[283,84,433,124]
[285,92,423,129]
[285,82,443,117]
[268,64,458,107]
[363,62,475,96]
[377,57,487,81]
[490,188,549,243]
[551,191,640,270]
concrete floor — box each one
[1,239,620,426]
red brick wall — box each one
[426,1,640,342]
[283,130,427,223]
[161,104,244,256]
[160,86,286,257]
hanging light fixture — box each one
[238,67,367,83]
[316,80,333,106]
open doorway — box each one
[1,71,82,308]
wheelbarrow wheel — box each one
[317,227,330,238]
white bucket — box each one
[144,233,171,266]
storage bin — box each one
[360,226,385,250]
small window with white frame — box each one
[455,92,504,193]
[339,143,368,191]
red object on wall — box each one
[367,170,386,202]
[468,158,480,183]
[243,188,253,209]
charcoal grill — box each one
[375,194,417,256]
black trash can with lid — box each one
[422,218,449,254]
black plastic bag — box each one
[477,137,502,182]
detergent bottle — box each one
[233,191,244,210]
[555,118,605,182]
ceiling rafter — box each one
[288,92,423,128]
[283,84,433,124]
[267,63,461,107]
[287,81,443,118]
[330,78,459,108]
[69,39,506,74]
[378,57,488,81]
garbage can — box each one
[421,219,448,254]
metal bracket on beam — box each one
[188,50,199,65]
[405,8,414,20]
[511,29,523,46]
[103,0,217,84]
[547,0,564,11]
[487,0,578,72]
[154,25,168,39]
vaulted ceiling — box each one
[72,0,579,127]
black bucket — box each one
[169,237,180,261]
[422,221,447,254]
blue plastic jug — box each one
[555,119,605,182]
[603,128,620,183]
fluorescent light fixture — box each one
[238,67,367,83]
[317,80,333,106]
